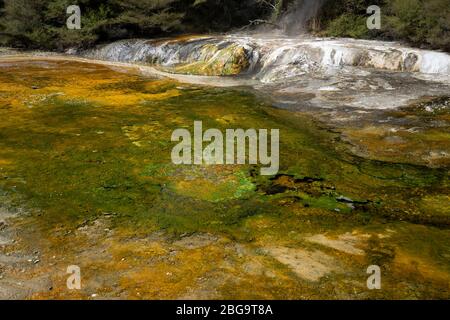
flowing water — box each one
[84,35,450,109]
[0,33,449,299]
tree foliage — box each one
[0,0,448,52]
[0,0,267,49]
[318,0,450,51]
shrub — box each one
[384,0,450,51]
[318,0,450,52]
[325,13,369,38]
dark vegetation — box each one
[0,0,269,50]
[318,0,450,51]
[0,0,448,51]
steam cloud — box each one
[279,0,326,35]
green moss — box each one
[0,58,449,299]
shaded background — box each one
[0,0,448,51]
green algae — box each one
[162,43,251,76]
[0,58,449,299]
[0,60,448,230]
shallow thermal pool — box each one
[0,57,448,299]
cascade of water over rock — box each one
[83,35,450,81]
[77,3,450,112]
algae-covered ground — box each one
[0,58,449,299]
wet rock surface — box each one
[0,54,448,299]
